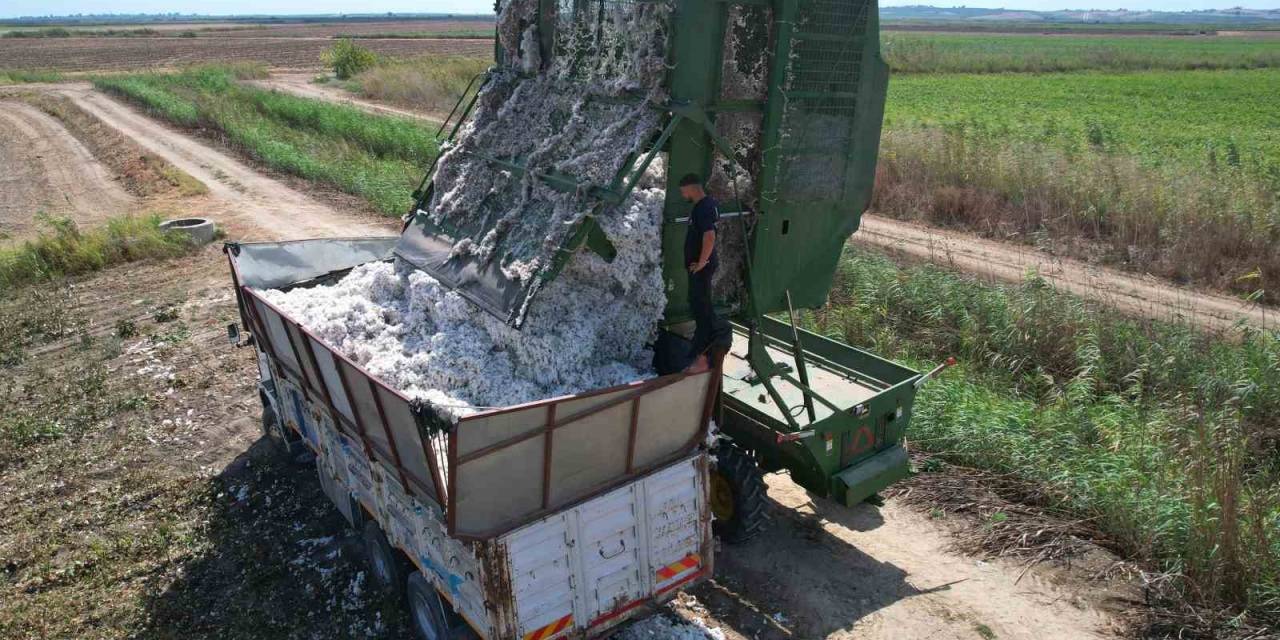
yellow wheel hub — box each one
[710,470,735,522]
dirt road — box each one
[0,100,134,241]
[857,214,1277,332]
[52,83,394,241]
[676,477,1126,639]
[248,73,448,124]
[0,86,1132,638]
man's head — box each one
[678,173,705,202]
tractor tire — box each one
[363,521,407,599]
[710,442,767,543]
[406,572,451,640]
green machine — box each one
[405,0,952,541]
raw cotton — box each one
[615,614,723,640]
[426,72,664,285]
[258,187,667,421]
[426,0,672,288]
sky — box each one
[1,0,1275,19]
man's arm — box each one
[692,229,716,272]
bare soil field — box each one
[0,36,491,72]
[0,85,1141,639]
[213,19,494,38]
[0,21,248,33]
[0,100,134,242]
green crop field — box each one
[882,31,1280,73]
[886,68,1280,180]
[877,66,1280,302]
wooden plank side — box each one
[447,374,713,538]
[308,337,355,423]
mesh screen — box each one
[777,0,873,203]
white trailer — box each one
[225,238,716,640]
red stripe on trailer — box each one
[655,567,707,597]
[589,565,711,630]
[655,553,700,581]
[589,595,648,628]
[523,613,573,640]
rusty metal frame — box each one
[333,348,379,463]
[369,377,414,492]
[540,405,556,510]
[419,428,448,506]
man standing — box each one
[679,173,720,373]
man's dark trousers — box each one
[688,262,717,358]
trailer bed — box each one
[721,325,886,424]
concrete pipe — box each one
[160,218,217,245]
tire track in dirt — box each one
[0,100,135,241]
[52,83,396,242]
[857,214,1277,332]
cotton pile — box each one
[259,188,666,421]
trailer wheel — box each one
[261,400,282,444]
[363,521,407,599]
[406,573,450,640]
[710,442,767,543]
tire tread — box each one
[712,442,767,543]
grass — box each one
[874,127,1280,302]
[883,20,1280,34]
[0,215,198,292]
[336,55,490,115]
[813,246,1280,627]
[94,64,440,215]
[0,69,63,84]
[879,69,1280,301]
[1,26,167,37]
[882,31,1280,74]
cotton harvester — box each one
[398,0,949,542]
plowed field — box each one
[0,36,491,72]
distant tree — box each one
[322,39,378,80]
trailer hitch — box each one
[226,323,254,349]
[913,357,958,390]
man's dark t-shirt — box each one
[684,196,719,267]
